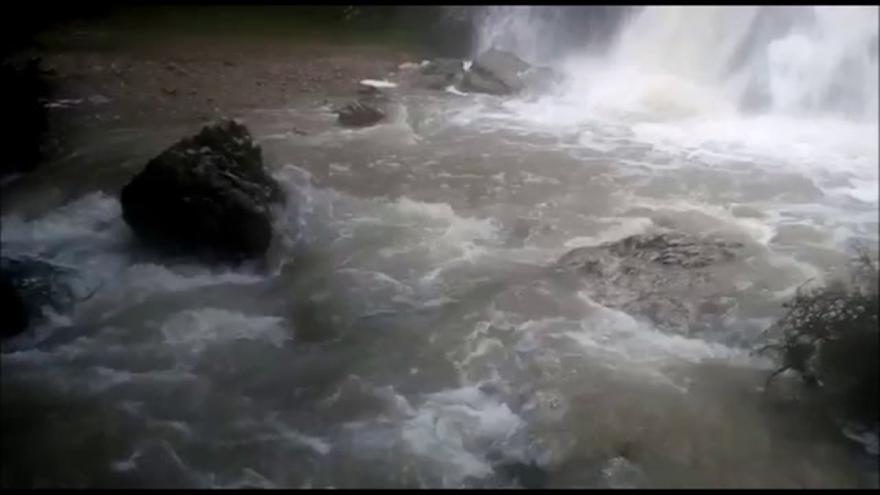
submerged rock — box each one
[120,119,285,262]
[555,231,745,335]
[0,256,83,339]
[336,100,386,127]
[459,49,531,95]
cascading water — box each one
[475,6,879,209]
[475,6,630,65]
[477,6,879,120]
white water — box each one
[1,7,878,488]
[476,5,879,243]
[479,6,878,119]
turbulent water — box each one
[2,6,878,488]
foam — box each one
[569,293,756,366]
[160,308,290,355]
[390,197,499,261]
[360,79,398,89]
[401,385,526,485]
[0,192,124,254]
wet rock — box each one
[459,49,531,95]
[555,231,744,335]
[120,119,286,262]
[603,231,740,269]
[0,256,86,339]
[336,101,385,127]
[459,69,511,95]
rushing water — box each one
[1,6,878,488]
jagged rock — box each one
[120,120,285,262]
[555,231,745,335]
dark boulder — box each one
[120,120,285,262]
[336,101,386,127]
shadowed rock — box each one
[336,101,386,127]
[0,256,86,339]
[120,119,285,262]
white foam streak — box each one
[161,308,290,354]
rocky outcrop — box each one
[555,231,745,335]
[459,49,531,95]
[120,120,285,262]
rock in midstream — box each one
[120,119,286,262]
[554,231,746,335]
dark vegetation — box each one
[757,247,879,425]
